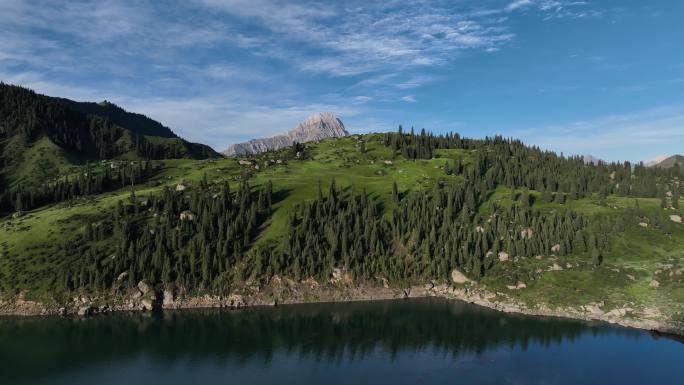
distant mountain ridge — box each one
[650,155,684,168]
[582,155,603,165]
[60,99,178,138]
[223,112,349,157]
[582,154,684,168]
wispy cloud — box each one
[396,76,437,90]
[0,70,108,101]
[506,0,600,19]
[507,0,534,11]
[196,1,517,78]
[353,96,373,104]
[0,0,609,152]
[515,105,684,162]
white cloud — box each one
[507,0,534,11]
[0,70,108,101]
[298,58,370,76]
[202,64,268,82]
[516,105,684,162]
[401,95,417,103]
[353,96,373,103]
[396,76,437,90]
[196,0,517,78]
[351,73,398,89]
[505,0,598,19]
[0,0,596,95]
[0,1,240,73]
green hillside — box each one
[1,129,683,325]
[0,83,219,192]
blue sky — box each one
[1,0,683,161]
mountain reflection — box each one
[0,298,640,382]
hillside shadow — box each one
[271,188,292,206]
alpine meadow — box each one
[2,1,684,384]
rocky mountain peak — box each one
[223,112,349,157]
[295,112,345,132]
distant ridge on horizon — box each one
[582,154,603,165]
[581,154,684,168]
[649,155,684,168]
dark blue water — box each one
[0,298,681,385]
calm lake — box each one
[0,298,681,385]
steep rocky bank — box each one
[1,277,682,338]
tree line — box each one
[0,161,154,214]
[249,175,586,286]
[384,127,682,201]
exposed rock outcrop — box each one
[163,290,176,308]
[330,268,353,285]
[451,269,470,284]
[137,281,152,295]
[223,112,349,156]
[548,263,563,271]
[141,299,154,311]
[506,281,527,290]
[77,306,94,317]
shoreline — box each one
[1,282,682,337]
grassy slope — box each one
[251,135,471,242]
[2,136,82,187]
[480,187,684,322]
[1,134,682,322]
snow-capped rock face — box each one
[223,112,348,157]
